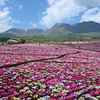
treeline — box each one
[0,37,10,42]
[0,36,100,44]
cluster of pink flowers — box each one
[0,44,77,67]
[75,41,100,52]
[0,43,100,100]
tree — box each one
[0,37,10,42]
[92,36,96,39]
[18,38,27,43]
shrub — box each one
[18,38,27,43]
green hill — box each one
[0,21,100,40]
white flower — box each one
[52,89,58,93]
[49,86,55,89]
[43,96,50,100]
[40,85,46,89]
[90,97,98,100]
[85,94,91,98]
[32,86,38,89]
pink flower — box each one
[19,94,26,99]
[45,90,51,95]
[7,94,15,99]
[1,92,8,96]
[13,92,19,96]
[49,98,56,100]
[3,85,10,90]
[30,89,36,93]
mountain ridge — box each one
[0,21,100,40]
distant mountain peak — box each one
[51,23,70,30]
[0,21,100,39]
[27,28,43,34]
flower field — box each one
[75,41,100,52]
[0,43,100,100]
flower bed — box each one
[75,41,100,52]
[0,44,77,67]
[0,43,100,99]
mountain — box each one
[71,21,100,33]
[27,28,43,36]
[50,21,100,33]
[41,21,100,39]
[26,28,45,39]
[0,28,27,37]
[0,21,100,40]
[51,23,71,30]
[43,21,100,39]
[0,32,16,38]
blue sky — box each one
[0,0,100,32]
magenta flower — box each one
[13,92,19,96]
[1,83,7,86]
[0,90,4,93]
[19,83,26,88]
[3,76,8,80]
[3,85,10,90]
[7,94,15,99]
[19,94,26,99]
[45,90,51,95]
[1,92,8,96]
[30,89,36,93]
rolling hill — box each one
[0,28,27,38]
[0,21,100,40]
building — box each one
[6,39,18,44]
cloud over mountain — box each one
[0,7,12,32]
[40,0,100,29]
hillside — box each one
[0,28,27,37]
[27,28,44,36]
[71,21,100,33]
[0,21,100,40]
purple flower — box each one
[1,83,7,86]
[19,83,25,88]
[30,89,36,93]
[0,90,4,93]
[45,90,51,94]
[13,92,19,96]
[3,85,10,90]
[19,94,26,99]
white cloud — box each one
[12,19,21,24]
[0,0,24,32]
[40,0,84,28]
[19,5,23,10]
[0,18,12,33]
[74,0,100,6]
[0,7,12,32]
[0,0,8,6]
[29,21,36,28]
[13,19,20,23]
[40,0,100,28]
[81,7,100,23]
[33,24,36,27]
[0,7,10,19]
[0,0,13,32]
[47,0,55,5]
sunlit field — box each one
[0,43,100,100]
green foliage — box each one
[18,38,27,43]
[0,37,10,42]
[92,36,97,39]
